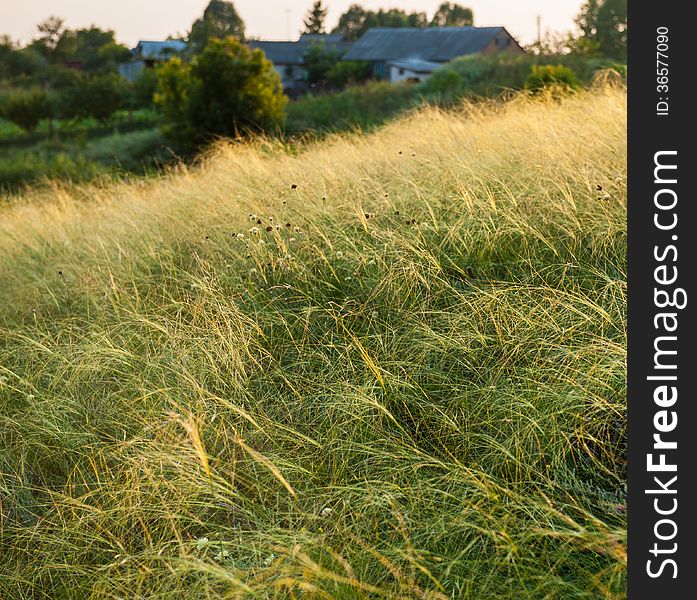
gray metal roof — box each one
[250,35,353,66]
[249,41,307,65]
[134,40,187,60]
[344,27,505,62]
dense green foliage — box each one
[59,73,128,123]
[189,0,246,52]
[16,17,131,77]
[525,64,580,93]
[0,87,51,132]
[155,37,286,146]
[332,4,429,40]
[326,60,373,88]
[304,43,346,87]
[286,81,416,133]
[574,0,627,60]
[430,2,474,27]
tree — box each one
[155,37,286,145]
[0,37,43,79]
[304,43,344,86]
[574,0,626,59]
[332,4,429,41]
[304,1,328,34]
[59,74,127,122]
[72,27,130,72]
[332,4,369,40]
[325,60,372,88]
[430,3,474,27]
[189,1,245,52]
[29,23,131,73]
[34,16,66,59]
[132,68,159,108]
[153,58,192,136]
[0,88,52,132]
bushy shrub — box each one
[58,74,128,122]
[325,60,372,88]
[524,64,580,93]
[155,37,286,146]
[132,68,159,108]
[286,81,415,133]
[0,88,52,132]
[304,44,344,87]
[419,54,617,102]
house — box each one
[118,40,187,81]
[132,40,188,67]
[249,34,353,97]
[343,27,524,82]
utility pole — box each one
[536,15,542,48]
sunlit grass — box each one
[0,83,626,598]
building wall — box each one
[118,61,146,82]
[388,65,433,84]
[482,30,526,55]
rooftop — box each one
[250,34,352,66]
[134,40,187,60]
[344,27,507,62]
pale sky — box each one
[1,1,583,47]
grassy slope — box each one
[0,86,626,598]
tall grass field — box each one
[0,83,626,598]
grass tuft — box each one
[0,84,626,598]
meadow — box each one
[0,110,167,192]
[0,82,626,598]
